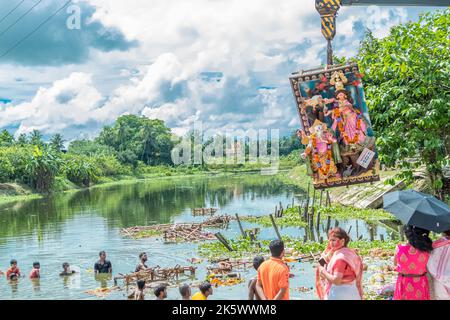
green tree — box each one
[50,134,65,152]
[357,10,450,198]
[17,133,28,146]
[97,115,174,166]
[68,139,115,156]
[25,146,61,192]
[62,154,100,187]
[29,130,44,147]
[0,130,14,147]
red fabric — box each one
[333,260,356,282]
[29,269,40,279]
[6,267,21,278]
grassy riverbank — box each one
[0,160,297,206]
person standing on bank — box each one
[316,227,364,300]
[393,225,432,300]
[94,251,112,274]
[256,240,290,300]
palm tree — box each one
[17,133,28,146]
[50,134,65,152]
[29,130,43,147]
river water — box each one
[0,174,390,300]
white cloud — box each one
[0,1,432,139]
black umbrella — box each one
[383,190,450,232]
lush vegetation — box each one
[198,236,397,260]
[355,10,450,198]
[0,115,303,195]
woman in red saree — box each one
[393,225,433,300]
[316,227,364,300]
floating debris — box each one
[114,265,197,286]
[120,215,232,241]
[207,273,244,287]
[85,286,119,298]
[294,286,314,293]
[192,208,219,216]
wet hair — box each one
[253,256,265,270]
[154,284,167,297]
[328,227,350,246]
[33,262,40,268]
[137,280,145,290]
[10,259,17,265]
[99,251,106,257]
[62,262,70,268]
[404,225,433,253]
[199,282,212,294]
[139,252,147,259]
[179,284,191,297]
[269,240,285,258]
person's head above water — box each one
[99,251,106,260]
[62,262,70,270]
[404,225,433,252]
[269,240,285,258]
[32,262,40,269]
[253,256,265,270]
[139,252,147,262]
[10,259,17,267]
[137,280,145,291]
[179,284,191,299]
[199,282,213,297]
[154,284,167,299]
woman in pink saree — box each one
[427,230,450,300]
[393,225,433,300]
[316,227,364,300]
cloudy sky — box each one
[0,0,443,140]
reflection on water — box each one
[0,174,302,300]
[0,174,391,300]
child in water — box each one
[60,262,77,276]
[6,259,21,280]
[29,262,41,279]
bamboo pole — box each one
[326,215,331,233]
[235,214,247,238]
[380,234,385,242]
[326,191,331,207]
[215,233,233,251]
[319,190,324,208]
[347,225,352,235]
[269,214,282,241]
[316,206,321,231]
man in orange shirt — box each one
[256,240,290,300]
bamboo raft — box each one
[192,208,219,216]
[114,265,197,286]
[120,215,232,241]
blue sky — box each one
[0,0,445,140]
